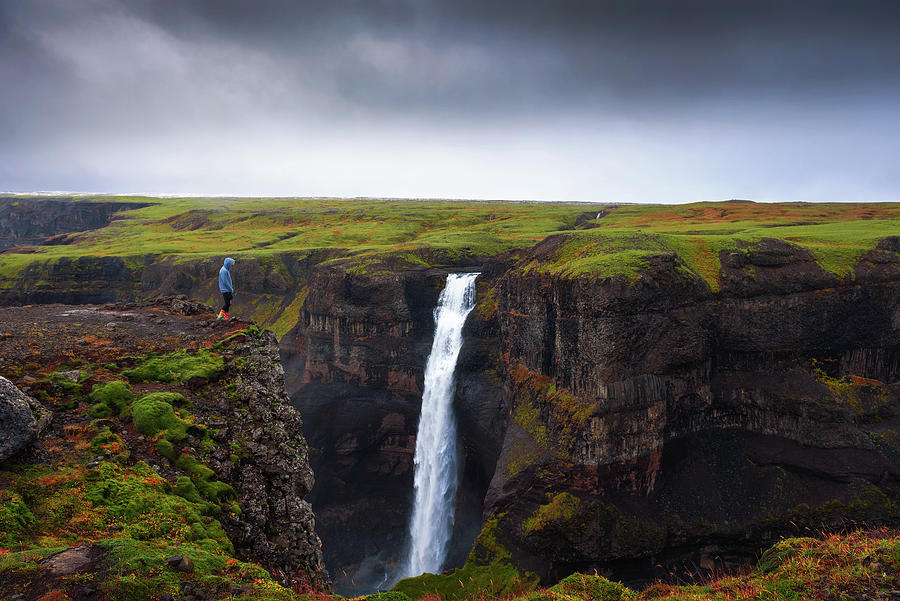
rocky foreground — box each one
[0,298,327,600]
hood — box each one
[223,257,235,270]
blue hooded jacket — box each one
[218,257,235,293]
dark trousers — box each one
[221,292,233,312]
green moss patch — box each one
[175,453,236,505]
[124,348,224,384]
[365,592,413,601]
[506,364,593,475]
[0,490,36,548]
[88,380,134,418]
[523,492,581,534]
[519,573,636,601]
[156,438,177,461]
[172,476,217,515]
[131,392,191,441]
[393,561,534,601]
[755,537,821,575]
[817,371,893,422]
[90,427,128,459]
[97,535,294,601]
[86,461,231,550]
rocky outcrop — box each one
[98,303,330,587]
[0,299,329,595]
[208,327,329,587]
[480,237,900,583]
[0,376,51,461]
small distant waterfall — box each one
[402,272,479,579]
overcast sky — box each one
[1,0,899,202]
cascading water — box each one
[401,272,479,579]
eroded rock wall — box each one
[211,326,329,587]
[483,237,900,583]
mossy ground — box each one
[124,348,225,384]
[523,493,581,535]
[88,380,135,418]
[82,369,235,512]
[131,392,191,440]
[0,452,287,600]
[0,320,309,601]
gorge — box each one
[0,196,898,599]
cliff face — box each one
[0,198,152,251]
[280,239,900,587]
[198,323,328,585]
[483,237,900,582]
[0,256,142,305]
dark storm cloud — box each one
[118,0,900,113]
[1,0,899,200]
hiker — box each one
[217,257,235,320]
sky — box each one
[1,0,899,202]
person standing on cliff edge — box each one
[217,257,235,320]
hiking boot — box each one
[223,311,229,321]
[216,310,225,320]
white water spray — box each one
[402,272,479,579]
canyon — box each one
[0,197,898,595]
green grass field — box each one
[1,195,897,289]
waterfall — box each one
[402,272,479,579]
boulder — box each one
[167,554,195,572]
[0,376,51,461]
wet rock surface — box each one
[41,546,100,576]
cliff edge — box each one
[0,298,328,600]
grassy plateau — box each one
[1,196,897,335]
[1,195,897,282]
